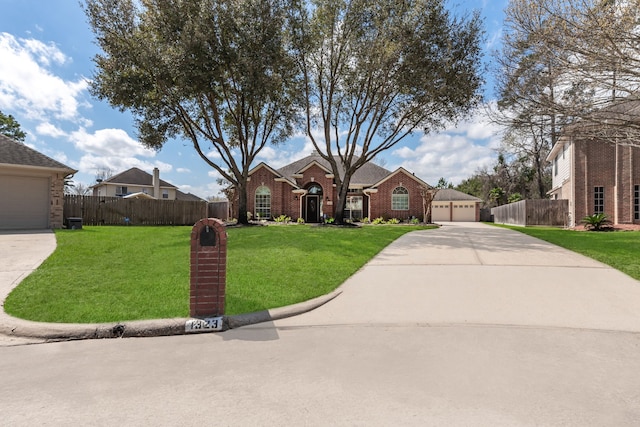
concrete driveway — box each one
[270,222,640,332]
[2,223,640,425]
[0,230,55,345]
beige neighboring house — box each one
[0,134,76,229]
[431,188,482,222]
[91,167,204,201]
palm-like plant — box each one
[582,213,612,231]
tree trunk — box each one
[236,184,249,225]
[333,186,349,224]
[333,177,352,225]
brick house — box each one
[242,152,432,222]
[547,133,640,227]
[0,134,76,229]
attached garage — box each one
[431,189,482,222]
[0,175,50,229]
[0,134,76,230]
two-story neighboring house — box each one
[91,167,203,201]
[547,132,640,227]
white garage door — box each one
[0,175,50,229]
[432,203,451,222]
[452,203,476,221]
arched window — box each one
[392,186,409,210]
[255,186,271,219]
[307,184,323,195]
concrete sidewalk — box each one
[2,223,640,344]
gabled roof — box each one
[249,162,283,178]
[0,133,76,172]
[277,152,392,186]
[176,190,206,202]
[371,167,431,189]
[97,167,177,188]
[433,188,482,202]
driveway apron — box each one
[271,222,640,332]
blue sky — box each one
[0,0,508,199]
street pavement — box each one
[1,223,640,425]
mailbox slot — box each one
[200,225,216,247]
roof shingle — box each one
[0,134,75,171]
[101,167,176,188]
[277,152,392,186]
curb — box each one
[0,289,342,342]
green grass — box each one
[4,224,434,323]
[495,225,640,280]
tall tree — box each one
[0,111,26,142]
[500,0,640,142]
[294,0,484,223]
[84,0,300,224]
[492,0,569,199]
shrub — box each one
[582,213,613,231]
[387,218,400,224]
[297,217,305,224]
[362,217,370,224]
[325,217,335,224]
[410,217,420,225]
[508,193,523,203]
[372,217,386,225]
[274,215,291,224]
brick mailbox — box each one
[189,218,227,320]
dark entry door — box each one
[305,195,320,223]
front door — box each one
[305,195,320,223]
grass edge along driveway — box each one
[495,224,640,281]
[4,224,436,324]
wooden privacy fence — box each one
[208,201,230,220]
[491,199,569,227]
[64,195,210,226]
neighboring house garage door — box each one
[452,203,476,222]
[0,175,49,229]
[432,202,477,222]
[432,203,451,222]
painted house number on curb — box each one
[185,317,223,332]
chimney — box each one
[153,167,160,198]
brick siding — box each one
[573,140,640,224]
[369,170,426,220]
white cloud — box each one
[390,110,500,185]
[36,122,66,138]
[176,167,191,173]
[77,154,171,177]
[206,149,222,160]
[0,33,89,121]
[70,127,155,157]
[207,170,224,179]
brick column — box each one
[190,218,227,317]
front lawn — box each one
[495,225,640,280]
[4,224,434,323]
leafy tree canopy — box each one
[0,111,26,142]
[84,0,483,224]
[84,0,301,224]
[296,0,484,222]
